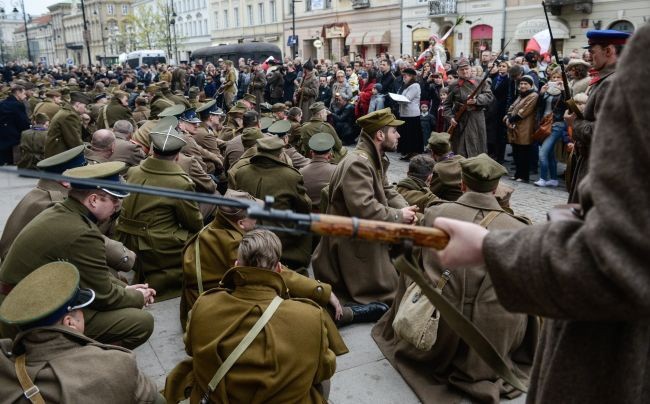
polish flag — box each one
[525,29,552,56]
[435,52,447,81]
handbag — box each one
[532,95,562,142]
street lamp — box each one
[12,0,31,62]
[79,0,92,65]
[290,0,302,58]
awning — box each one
[345,31,365,46]
[363,30,390,45]
[412,28,430,42]
[513,18,570,39]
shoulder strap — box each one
[102,105,109,129]
[14,354,45,404]
[203,296,283,399]
[478,210,501,228]
[194,224,210,294]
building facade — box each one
[0,9,25,64]
[173,0,212,62]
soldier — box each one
[165,229,340,404]
[171,63,188,94]
[271,102,288,121]
[178,108,223,174]
[221,60,238,108]
[219,102,247,141]
[132,103,186,152]
[312,108,417,316]
[17,112,49,169]
[248,62,267,111]
[234,137,312,273]
[396,154,440,212]
[44,91,92,158]
[96,91,136,130]
[259,101,274,118]
[0,162,155,349]
[195,99,223,155]
[84,129,115,164]
[223,110,261,171]
[299,102,347,163]
[287,106,303,147]
[147,84,175,120]
[187,86,201,108]
[111,120,146,167]
[373,153,537,404]
[565,29,629,203]
[225,127,265,188]
[268,119,310,169]
[443,57,494,157]
[240,93,258,111]
[132,96,150,124]
[299,132,336,212]
[116,125,203,300]
[296,58,319,121]
[31,90,62,121]
[0,262,164,404]
[427,131,465,201]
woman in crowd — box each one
[283,63,298,103]
[487,60,511,163]
[567,59,591,95]
[355,68,378,118]
[395,68,422,160]
[535,69,567,187]
[505,75,538,182]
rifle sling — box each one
[392,254,528,393]
[14,354,46,404]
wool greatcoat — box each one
[311,132,409,305]
[298,71,319,122]
[430,154,465,201]
[17,127,47,169]
[96,97,136,130]
[31,98,60,121]
[299,155,336,211]
[442,79,494,157]
[234,150,312,272]
[179,209,349,358]
[164,266,338,404]
[567,62,616,203]
[482,25,650,403]
[298,117,347,163]
[116,157,203,301]
[396,176,440,213]
[44,103,83,158]
[0,326,162,404]
[248,69,267,110]
[0,198,151,349]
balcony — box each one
[428,0,457,17]
[352,0,370,9]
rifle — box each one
[542,1,584,119]
[448,40,511,137]
[6,167,449,250]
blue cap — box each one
[179,108,201,123]
[584,30,630,48]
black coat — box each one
[331,103,356,144]
[0,95,30,150]
[318,85,332,107]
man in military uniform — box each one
[132,96,150,124]
[116,124,203,300]
[44,91,92,158]
[259,101,274,118]
[147,84,175,120]
[84,129,115,164]
[165,229,341,404]
[296,58,319,121]
[31,90,61,120]
[221,60,238,107]
[312,108,417,315]
[299,102,347,163]
[299,132,336,212]
[178,108,223,174]
[427,131,465,201]
[111,120,147,167]
[373,153,537,404]
[0,262,164,404]
[96,90,136,130]
[234,137,312,273]
[565,29,629,203]
[269,119,310,169]
[17,112,49,169]
[442,58,494,157]
[396,154,440,212]
[171,63,188,94]
[248,62,267,111]
[195,99,223,155]
[187,86,201,108]
[1,162,155,349]
[271,102,288,121]
[241,93,258,111]
[223,110,261,171]
[132,103,186,152]
[219,101,247,141]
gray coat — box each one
[483,25,650,403]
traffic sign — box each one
[287,35,298,46]
[66,58,74,66]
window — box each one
[204,20,207,35]
[214,11,219,29]
[270,0,276,22]
[258,3,265,24]
[247,5,253,26]
[122,4,128,15]
[107,4,114,15]
[234,7,239,27]
[306,0,331,11]
[223,9,229,28]
[609,20,634,33]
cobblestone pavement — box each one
[0,153,568,403]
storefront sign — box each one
[325,25,346,38]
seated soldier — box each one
[17,112,49,169]
[300,133,336,212]
[84,129,116,164]
[396,154,440,212]
[427,131,465,201]
[0,162,155,349]
[372,154,538,404]
[0,262,164,403]
[165,229,340,404]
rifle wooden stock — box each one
[310,214,450,250]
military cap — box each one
[460,153,507,192]
[228,103,247,115]
[158,81,170,90]
[63,161,129,198]
[94,93,108,102]
[37,145,87,174]
[150,122,186,156]
[257,136,285,153]
[60,87,71,95]
[220,189,263,220]
[584,29,630,49]
[457,57,470,68]
[243,93,257,104]
[158,104,186,117]
[303,57,315,71]
[113,90,129,99]
[210,107,225,116]
[427,131,451,155]
[268,119,291,137]
[309,101,329,114]
[356,107,404,134]
[146,84,159,93]
[260,116,275,132]
[188,86,200,97]
[19,80,35,90]
[260,102,272,112]
[45,90,61,98]
[241,127,265,149]
[179,108,201,123]
[196,99,217,114]
[308,132,335,153]
[70,91,92,105]
[271,103,287,112]
[0,262,95,328]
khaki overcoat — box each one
[299,117,347,163]
[396,176,440,212]
[299,155,336,210]
[44,104,82,158]
[31,98,60,120]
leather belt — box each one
[0,281,15,296]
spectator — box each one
[505,75,539,182]
[317,75,333,107]
[420,103,435,147]
[368,83,385,113]
[0,85,31,165]
[331,94,357,145]
[535,70,567,187]
[330,70,352,109]
[394,68,422,159]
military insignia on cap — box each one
[150,117,186,155]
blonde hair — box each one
[237,229,282,270]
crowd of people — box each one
[0,24,646,404]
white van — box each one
[125,50,167,68]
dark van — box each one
[190,43,282,65]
